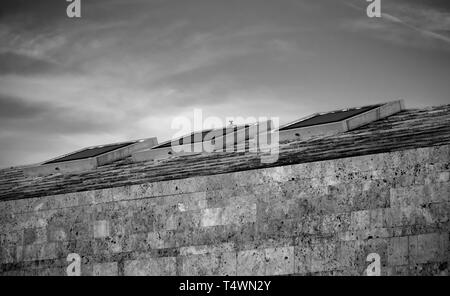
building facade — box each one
[0,104,449,276]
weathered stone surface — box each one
[180,252,236,276]
[179,242,234,257]
[93,220,110,239]
[237,249,265,276]
[200,203,256,228]
[124,257,176,276]
[408,233,448,264]
[388,236,408,266]
[1,142,449,276]
[309,238,341,273]
[93,262,118,276]
[265,246,294,275]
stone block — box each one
[309,240,340,273]
[59,239,94,258]
[409,233,448,264]
[428,182,449,203]
[200,204,256,228]
[68,223,92,241]
[174,210,202,231]
[350,210,371,231]
[356,187,390,211]
[109,218,127,237]
[391,183,449,208]
[237,249,265,276]
[427,202,450,224]
[93,220,110,238]
[298,214,322,235]
[93,236,123,255]
[388,236,409,266]
[369,208,385,229]
[146,231,166,249]
[439,172,449,183]
[129,211,154,233]
[23,228,37,245]
[216,251,237,276]
[315,194,340,215]
[259,218,296,240]
[321,212,351,234]
[38,243,58,260]
[93,262,118,276]
[0,245,16,264]
[46,224,68,243]
[294,238,312,274]
[180,252,237,276]
[122,233,146,252]
[175,192,207,212]
[124,257,176,276]
[262,199,295,221]
[384,206,418,228]
[0,230,23,246]
[200,208,223,227]
[265,246,294,275]
[22,243,40,261]
[222,203,257,226]
[338,240,359,269]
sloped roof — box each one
[1,104,449,201]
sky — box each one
[0,0,449,168]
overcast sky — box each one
[0,0,449,168]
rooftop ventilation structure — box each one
[132,120,273,162]
[275,100,404,142]
[23,137,158,177]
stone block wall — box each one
[0,145,449,276]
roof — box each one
[1,104,449,201]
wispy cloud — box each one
[341,0,450,48]
[382,11,450,44]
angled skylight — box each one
[279,104,382,131]
[276,100,404,142]
[152,125,249,149]
[43,142,136,164]
[24,137,158,177]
